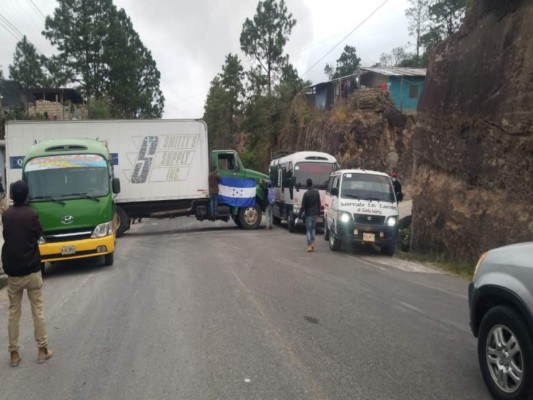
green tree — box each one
[405,0,430,65]
[203,54,245,149]
[240,0,296,95]
[324,45,361,79]
[429,0,466,37]
[43,0,164,118]
[105,8,164,118]
[8,36,51,87]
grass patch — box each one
[396,250,476,279]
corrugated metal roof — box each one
[361,67,426,77]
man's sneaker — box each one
[37,347,53,364]
[10,351,21,367]
[306,245,313,252]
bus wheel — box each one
[288,213,296,233]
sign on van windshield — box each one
[25,154,107,171]
[295,162,336,189]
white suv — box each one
[469,241,533,399]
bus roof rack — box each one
[271,150,294,160]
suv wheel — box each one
[478,305,533,400]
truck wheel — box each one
[232,215,242,227]
[104,252,114,266]
[238,204,261,229]
[115,206,130,237]
[288,213,296,233]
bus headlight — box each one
[91,221,114,238]
[337,211,352,223]
[386,216,398,227]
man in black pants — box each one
[298,178,321,252]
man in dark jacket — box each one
[298,178,321,252]
[3,180,52,367]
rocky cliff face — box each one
[278,89,415,191]
[411,0,533,262]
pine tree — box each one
[8,36,51,87]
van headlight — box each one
[386,216,398,227]
[91,221,114,238]
[38,236,46,245]
[337,211,352,223]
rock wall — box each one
[278,89,415,194]
[411,0,533,262]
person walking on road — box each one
[2,180,52,367]
[298,178,321,252]
[208,166,221,220]
[265,180,274,229]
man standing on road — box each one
[298,178,321,252]
[2,180,52,367]
[208,166,220,220]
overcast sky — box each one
[0,0,411,118]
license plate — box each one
[61,246,76,255]
[362,233,375,242]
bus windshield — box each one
[340,173,395,202]
[25,154,110,200]
[294,162,337,189]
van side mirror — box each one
[112,177,121,194]
[331,187,338,196]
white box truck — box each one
[6,120,269,236]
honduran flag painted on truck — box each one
[218,176,256,208]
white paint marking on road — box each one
[53,274,93,314]
[244,378,251,383]
[396,300,471,334]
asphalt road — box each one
[0,216,490,400]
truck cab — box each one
[210,150,269,229]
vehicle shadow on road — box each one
[42,257,110,279]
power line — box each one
[302,0,390,77]
[26,0,46,18]
[0,13,24,40]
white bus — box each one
[269,151,339,232]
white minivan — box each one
[324,169,403,255]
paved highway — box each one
[0,217,490,399]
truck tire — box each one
[115,206,130,238]
[104,252,114,266]
[232,215,242,227]
[238,204,261,229]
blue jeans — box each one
[305,215,317,245]
[209,194,218,217]
[265,205,273,228]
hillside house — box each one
[359,67,426,114]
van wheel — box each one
[40,263,46,277]
[273,216,281,225]
[115,206,130,237]
[324,224,330,241]
[329,232,341,251]
[381,245,396,256]
[104,252,114,266]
